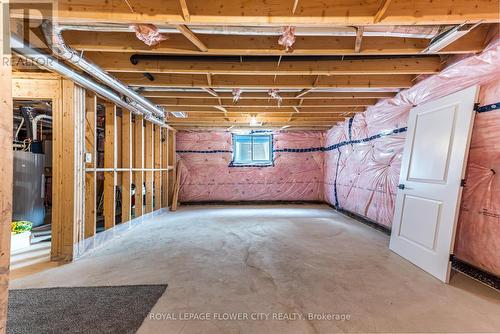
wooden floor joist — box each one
[61,25,491,56]
[90,53,442,75]
[115,73,415,89]
[54,0,500,25]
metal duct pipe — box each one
[40,20,165,120]
[58,24,442,39]
[32,115,52,141]
[10,34,165,127]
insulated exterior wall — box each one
[455,79,500,275]
[323,39,500,275]
[176,131,324,202]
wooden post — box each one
[121,109,132,222]
[154,125,162,210]
[161,127,169,208]
[0,1,13,330]
[133,115,143,217]
[84,92,96,238]
[167,129,177,206]
[144,121,153,213]
[51,79,84,261]
[103,103,116,230]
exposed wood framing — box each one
[103,103,116,230]
[154,125,162,210]
[171,159,182,211]
[179,0,191,21]
[167,129,177,206]
[62,24,492,56]
[84,92,97,238]
[355,27,364,52]
[114,73,415,89]
[54,1,500,25]
[143,91,395,100]
[144,122,153,213]
[133,115,144,217]
[176,25,208,52]
[161,128,169,208]
[374,0,393,23]
[93,54,442,75]
[292,0,299,14]
[0,1,13,329]
[121,109,132,222]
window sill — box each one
[228,161,274,168]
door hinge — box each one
[473,103,480,112]
[460,179,467,187]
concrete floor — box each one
[10,205,500,333]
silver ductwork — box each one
[10,34,165,126]
[58,24,443,39]
[32,114,52,141]
[40,21,165,121]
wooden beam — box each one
[142,91,395,99]
[54,1,500,26]
[84,91,97,238]
[0,1,13,329]
[133,115,144,217]
[103,103,116,230]
[167,130,176,206]
[167,106,362,114]
[144,122,153,213]
[121,109,132,222]
[355,26,364,52]
[115,73,415,89]
[153,98,378,107]
[179,0,191,21]
[92,53,442,75]
[374,0,393,23]
[62,26,491,55]
[176,25,208,52]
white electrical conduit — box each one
[10,34,166,127]
[40,21,165,120]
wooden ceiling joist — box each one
[166,106,362,114]
[55,0,500,25]
[61,25,491,56]
[88,53,442,75]
[114,73,414,89]
[141,91,396,100]
[153,98,379,107]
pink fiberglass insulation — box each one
[454,79,500,275]
[176,131,324,202]
[324,38,499,274]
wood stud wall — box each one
[84,99,175,238]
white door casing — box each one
[389,85,479,283]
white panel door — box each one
[389,85,478,283]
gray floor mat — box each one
[7,284,167,334]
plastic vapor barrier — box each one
[176,131,324,202]
[324,38,499,275]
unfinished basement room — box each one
[0,1,499,333]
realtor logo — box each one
[2,0,56,56]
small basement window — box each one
[231,134,273,166]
